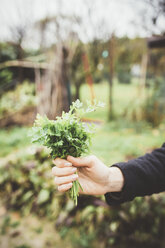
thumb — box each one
[67,155,93,168]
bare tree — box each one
[35,13,79,119]
[0,0,34,82]
[134,0,165,35]
[38,45,70,118]
[147,0,165,28]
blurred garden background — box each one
[0,0,165,247]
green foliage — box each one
[1,80,165,247]
[31,100,102,158]
[37,189,50,205]
[0,127,30,157]
[0,43,17,62]
[0,69,13,89]
[15,245,31,248]
[0,43,18,91]
[69,195,165,248]
[0,81,36,118]
[117,66,132,84]
[30,100,104,205]
[0,42,17,91]
[0,122,165,247]
[125,79,165,126]
[0,148,55,217]
[142,79,165,126]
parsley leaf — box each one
[30,100,104,205]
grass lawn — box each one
[0,127,30,158]
[80,81,138,121]
[91,121,165,165]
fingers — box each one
[54,174,78,185]
[52,166,77,176]
[67,155,97,168]
[53,158,72,168]
[52,158,78,193]
[58,183,73,192]
[53,155,97,169]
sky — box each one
[0,0,162,48]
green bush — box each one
[0,147,55,217]
[117,70,132,84]
[1,147,165,248]
[117,65,132,84]
[0,81,36,118]
[0,69,13,91]
[142,78,165,126]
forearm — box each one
[106,167,124,193]
[105,143,165,205]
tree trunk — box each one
[108,34,115,121]
[17,44,24,83]
[37,45,70,119]
[138,52,148,100]
[82,52,95,103]
[75,82,81,100]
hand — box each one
[52,155,124,195]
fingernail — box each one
[65,162,72,166]
[72,174,78,180]
[72,167,77,173]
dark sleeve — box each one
[105,143,165,205]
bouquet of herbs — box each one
[30,99,104,205]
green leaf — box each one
[30,100,104,205]
[37,189,50,205]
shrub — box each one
[0,81,36,119]
[142,78,165,126]
[1,147,165,248]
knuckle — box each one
[89,155,96,161]
[54,158,59,164]
[88,155,97,166]
[54,158,63,167]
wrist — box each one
[106,166,124,193]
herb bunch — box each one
[30,99,104,205]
